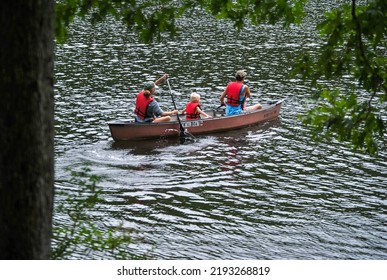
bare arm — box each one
[161,109,178,116]
[244,85,251,98]
[219,88,227,105]
[155,73,169,86]
[196,107,212,118]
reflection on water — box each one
[54,4,387,259]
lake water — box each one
[54,4,386,259]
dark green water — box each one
[54,5,386,259]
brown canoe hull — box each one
[108,100,283,141]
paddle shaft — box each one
[166,78,185,136]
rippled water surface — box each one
[54,6,386,259]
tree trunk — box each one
[0,0,54,259]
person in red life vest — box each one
[182,93,212,120]
[134,74,178,123]
[219,70,262,116]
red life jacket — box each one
[185,102,201,120]
[226,81,245,107]
[134,91,154,120]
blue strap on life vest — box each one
[240,85,246,108]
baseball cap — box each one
[143,81,155,90]
[235,70,247,79]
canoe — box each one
[107,100,283,141]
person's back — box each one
[219,70,262,116]
[134,76,178,123]
[134,88,154,122]
[182,93,212,120]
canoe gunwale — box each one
[108,100,284,141]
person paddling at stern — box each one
[134,74,178,123]
[219,70,262,116]
[182,92,212,120]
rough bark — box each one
[0,0,54,259]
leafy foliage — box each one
[180,0,306,30]
[55,0,179,43]
[52,167,141,259]
[55,0,307,42]
[301,89,384,154]
[293,0,386,154]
